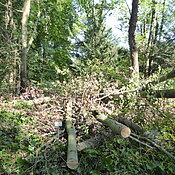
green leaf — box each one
[0,151,2,157]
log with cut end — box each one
[66,99,78,170]
[66,119,78,170]
[96,114,131,138]
[77,135,103,151]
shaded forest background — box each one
[0,0,175,174]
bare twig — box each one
[97,88,139,101]
[131,133,175,161]
[129,135,154,149]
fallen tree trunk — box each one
[154,89,175,98]
[77,117,142,151]
[66,99,78,170]
[141,89,175,98]
[77,135,104,151]
[152,69,175,85]
[96,114,131,138]
[117,117,144,133]
[98,69,175,101]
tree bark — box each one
[66,119,79,169]
[128,0,140,83]
[77,116,144,151]
[3,0,20,94]
[147,0,157,47]
[159,0,166,41]
[21,0,31,91]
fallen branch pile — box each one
[1,72,174,170]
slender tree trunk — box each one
[159,0,166,41]
[146,0,157,76]
[143,19,146,37]
[21,0,31,91]
[4,0,20,94]
[128,0,140,83]
[147,0,157,47]
[4,0,14,88]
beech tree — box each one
[128,0,140,83]
[21,0,31,91]
[0,0,21,93]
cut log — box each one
[96,114,131,138]
[77,135,104,151]
[66,99,78,170]
[117,117,144,133]
[66,119,79,169]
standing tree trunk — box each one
[146,0,157,77]
[4,0,20,94]
[21,0,31,91]
[147,0,157,47]
[159,0,166,41]
[128,0,140,84]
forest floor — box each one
[0,79,175,174]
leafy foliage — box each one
[70,0,118,77]
[0,109,41,174]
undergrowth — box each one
[0,75,175,174]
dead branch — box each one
[131,133,175,161]
[129,135,154,149]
